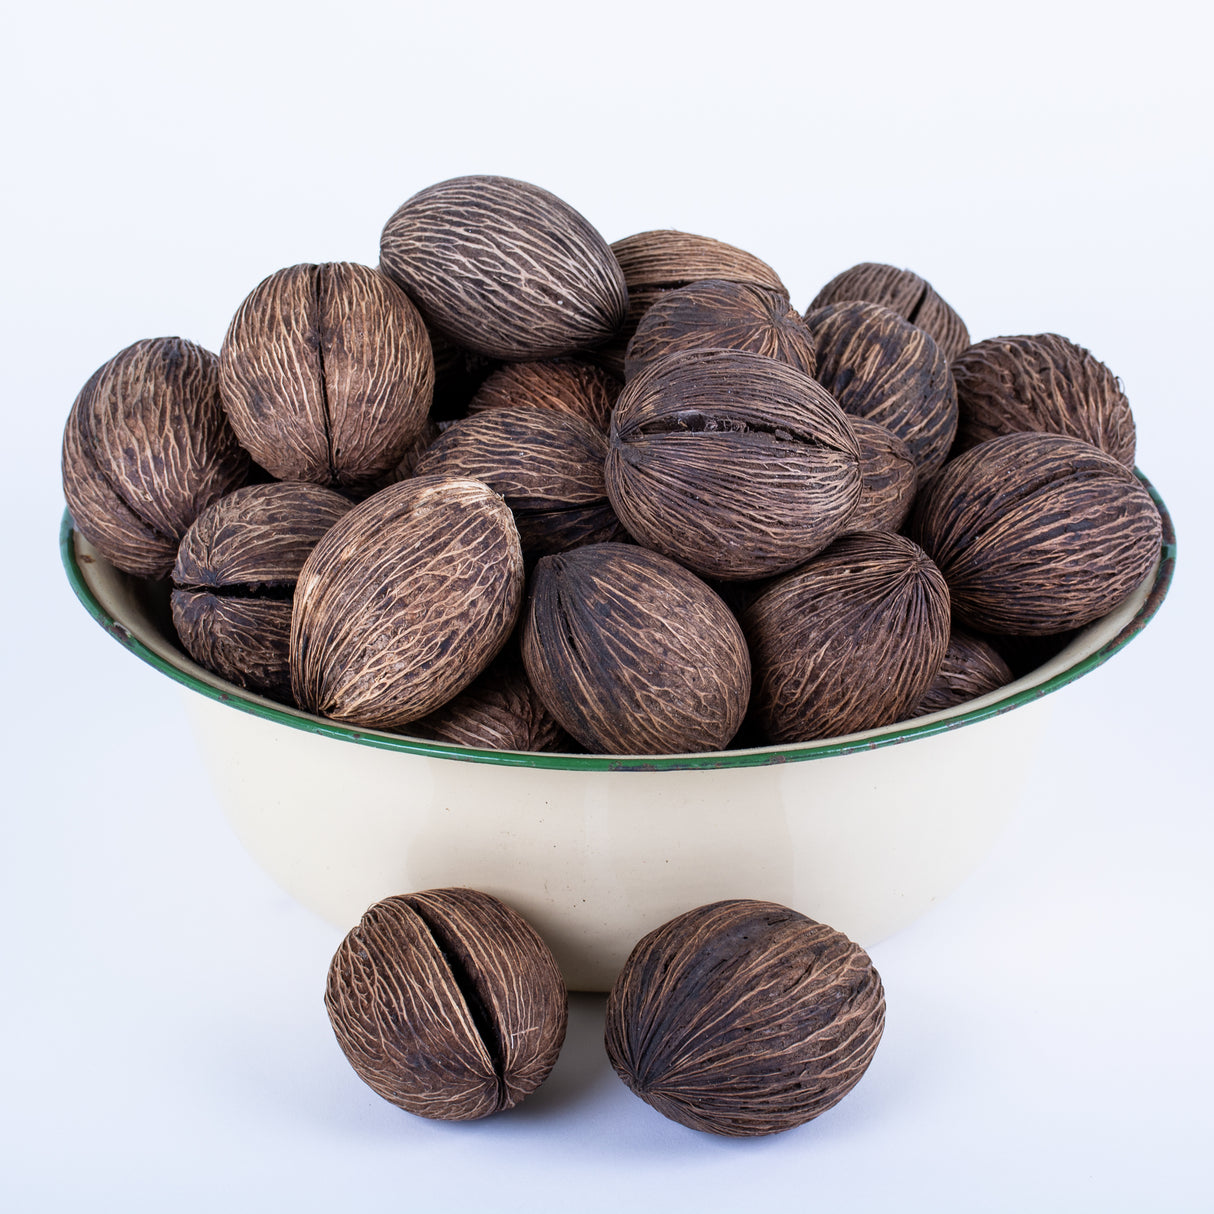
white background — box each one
[2,1,1210,1210]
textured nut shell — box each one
[907,432,1161,636]
[408,650,571,752]
[596,229,788,377]
[847,417,918,533]
[912,629,1013,716]
[808,262,970,360]
[413,408,625,557]
[325,889,567,1121]
[170,482,352,699]
[624,280,816,381]
[522,543,751,755]
[605,900,885,1137]
[742,532,951,742]
[807,301,957,481]
[62,337,252,579]
[606,348,862,580]
[379,175,628,361]
[290,477,524,728]
[219,263,434,489]
[468,359,620,433]
[951,333,1136,466]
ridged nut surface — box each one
[522,543,751,755]
[468,359,620,433]
[906,432,1162,635]
[380,175,627,361]
[605,900,885,1137]
[219,263,434,489]
[290,477,524,728]
[742,532,951,742]
[911,629,1014,716]
[606,348,862,580]
[326,889,567,1121]
[62,337,253,580]
[847,417,918,533]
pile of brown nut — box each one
[62,174,1164,756]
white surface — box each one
[2,1,1210,1211]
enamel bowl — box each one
[60,479,1175,990]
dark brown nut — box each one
[597,228,788,377]
[62,337,253,579]
[806,300,958,481]
[376,418,443,487]
[605,349,862,580]
[605,900,885,1137]
[521,543,751,755]
[219,263,433,491]
[290,477,524,728]
[847,417,918,533]
[911,629,1014,716]
[169,482,352,702]
[741,532,951,742]
[951,333,1136,466]
[907,432,1162,636]
[379,175,627,361]
[326,889,567,1121]
[467,359,621,433]
[413,408,626,558]
[407,648,572,753]
[808,262,970,360]
[623,279,816,382]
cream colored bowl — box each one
[61,481,1175,990]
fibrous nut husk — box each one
[605,899,885,1137]
[290,476,524,728]
[951,333,1136,466]
[847,417,918,533]
[326,889,567,1121]
[407,648,572,753]
[606,348,862,580]
[522,543,751,755]
[62,336,253,580]
[380,175,628,361]
[806,300,957,481]
[623,279,816,382]
[467,358,620,433]
[597,229,788,377]
[219,262,434,491]
[907,432,1162,636]
[808,262,970,360]
[170,481,352,702]
[413,407,626,558]
[911,629,1014,716]
[741,531,951,742]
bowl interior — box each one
[59,471,1176,772]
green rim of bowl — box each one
[60,472,1176,773]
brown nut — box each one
[521,543,751,755]
[951,333,1136,466]
[413,407,625,558]
[379,175,628,361]
[741,531,951,742]
[806,300,957,481]
[808,261,970,360]
[847,417,918,533]
[290,476,524,728]
[219,262,434,491]
[911,629,1014,716]
[467,358,621,433]
[907,432,1161,636]
[169,481,352,702]
[606,349,862,580]
[605,899,885,1137]
[326,889,567,1121]
[598,229,788,376]
[623,279,816,382]
[62,337,252,579]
